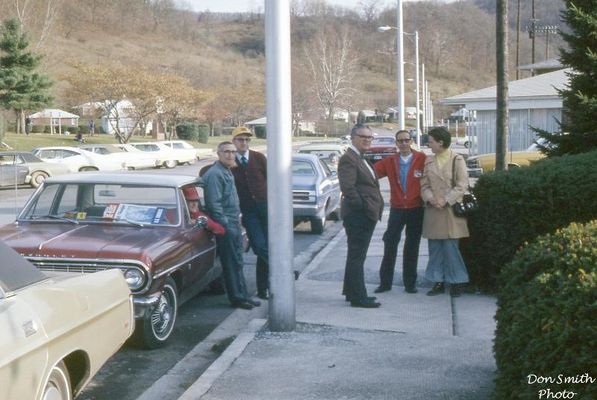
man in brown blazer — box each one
[338,124,384,308]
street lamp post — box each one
[378,0,405,130]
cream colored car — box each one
[0,241,134,400]
[466,150,546,177]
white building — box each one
[442,68,569,154]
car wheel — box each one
[79,166,98,172]
[137,277,178,349]
[41,361,72,400]
[310,215,325,234]
[163,160,177,169]
[30,171,49,188]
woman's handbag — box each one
[451,156,479,217]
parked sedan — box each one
[32,146,127,173]
[297,142,347,172]
[0,151,69,188]
[0,240,134,400]
[114,143,161,169]
[128,142,183,168]
[159,140,203,162]
[363,136,397,163]
[466,150,546,177]
[0,173,221,349]
[80,144,158,170]
[292,153,341,234]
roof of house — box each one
[245,117,266,126]
[442,68,570,105]
[29,109,80,119]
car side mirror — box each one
[195,215,208,229]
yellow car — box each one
[466,150,546,177]
[0,241,134,400]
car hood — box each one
[0,223,176,266]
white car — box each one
[159,140,205,162]
[0,240,134,400]
[81,144,158,170]
[114,144,161,169]
[32,146,127,173]
[127,142,182,169]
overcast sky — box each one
[179,0,450,13]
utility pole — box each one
[265,0,295,331]
[530,0,536,75]
[496,0,509,171]
[516,0,521,80]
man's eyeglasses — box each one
[219,150,237,155]
[356,134,374,140]
[234,138,251,142]
[396,139,411,144]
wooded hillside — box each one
[0,0,567,133]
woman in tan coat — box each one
[420,127,469,297]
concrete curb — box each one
[137,307,267,400]
[178,318,267,400]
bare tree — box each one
[304,27,357,135]
[358,0,380,26]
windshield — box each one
[20,182,180,225]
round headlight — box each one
[124,268,145,291]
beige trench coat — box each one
[420,150,470,239]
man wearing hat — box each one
[230,126,270,300]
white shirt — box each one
[349,145,376,179]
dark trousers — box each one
[241,202,269,293]
[342,212,377,302]
[378,207,424,290]
[216,221,249,304]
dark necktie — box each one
[240,156,248,167]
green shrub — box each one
[462,150,597,290]
[493,221,597,400]
[254,125,266,139]
[31,125,45,133]
[196,124,209,144]
[176,122,198,141]
[44,125,52,133]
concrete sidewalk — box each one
[178,212,497,400]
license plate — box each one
[373,155,382,160]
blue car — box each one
[292,153,341,234]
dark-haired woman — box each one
[420,127,469,297]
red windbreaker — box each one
[374,150,426,209]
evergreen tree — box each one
[537,0,597,156]
[0,18,53,134]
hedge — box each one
[176,122,198,141]
[462,150,597,290]
[493,220,597,400]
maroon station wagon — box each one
[363,136,397,163]
[0,173,221,348]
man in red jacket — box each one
[373,130,426,294]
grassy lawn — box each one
[0,132,322,152]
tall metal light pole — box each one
[396,0,405,130]
[265,0,295,331]
[412,31,420,147]
[421,63,426,133]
